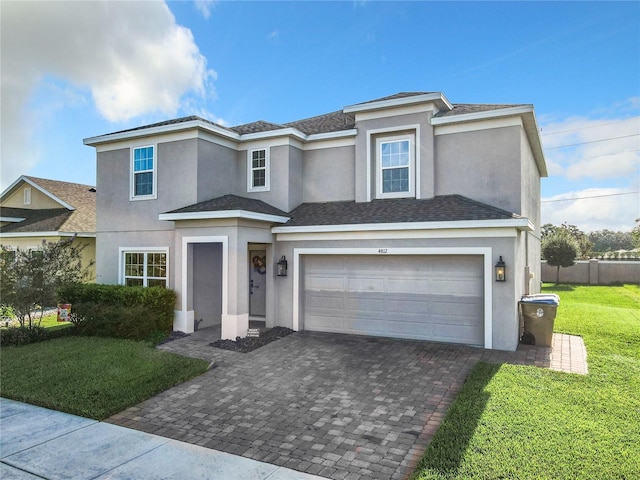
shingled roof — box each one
[164,194,289,218]
[0,176,96,235]
[91,92,526,140]
[162,194,517,227]
[283,195,518,227]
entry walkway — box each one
[0,398,326,479]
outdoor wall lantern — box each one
[495,256,506,282]
[277,256,288,277]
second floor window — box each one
[248,148,270,192]
[132,146,156,199]
[376,134,415,199]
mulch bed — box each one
[156,330,190,345]
[209,326,294,353]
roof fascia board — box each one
[84,119,241,146]
[306,129,358,141]
[431,105,535,125]
[0,231,96,238]
[434,116,523,136]
[273,218,533,234]
[159,210,290,224]
[343,93,453,114]
[239,127,306,142]
[0,176,75,211]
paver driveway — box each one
[109,331,485,479]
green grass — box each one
[411,284,640,480]
[0,336,210,420]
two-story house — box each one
[84,92,546,351]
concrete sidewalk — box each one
[0,398,327,480]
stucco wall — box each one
[434,125,522,215]
[354,111,435,202]
[96,139,199,233]
[95,231,174,285]
[196,139,239,203]
[302,145,355,203]
[541,260,640,285]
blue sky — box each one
[2,1,638,232]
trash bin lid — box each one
[520,294,559,306]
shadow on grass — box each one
[410,361,500,478]
[542,283,576,292]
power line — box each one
[542,191,640,203]
[541,119,636,136]
[544,133,639,150]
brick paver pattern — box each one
[108,331,587,480]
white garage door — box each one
[303,255,484,346]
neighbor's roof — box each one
[0,176,96,235]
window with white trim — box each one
[131,146,156,200]
[376,134,415,198]
[23,187,31,205]
[247,148,270,192]
[123,251,167,287]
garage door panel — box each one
[343,294,386,314]
[306,274,345,291]
[303,255,484,346]
[346,276,386,292]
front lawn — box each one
[411,284,640,479]
[0,336,209,420]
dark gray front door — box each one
[249,249,266,316]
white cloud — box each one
[194,0,217,19]
[541,110,640,182]
[542,188,640,232]
[1,1,215,186]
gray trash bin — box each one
[519,294,560,347]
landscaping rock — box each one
[210,326,294,353]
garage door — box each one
[303,255,484,346]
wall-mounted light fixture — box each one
[276,255,288,276]
[495,256,506,282]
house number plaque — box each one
[378,248,388,254]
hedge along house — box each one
[84,92,546,351]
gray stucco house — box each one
[84,92,546,351]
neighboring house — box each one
[84,91,546,351]
[0,176,96,280]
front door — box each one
[249,250,266,317]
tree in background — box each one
[632,225,640,250]
[542,223,592,260]
[589,229,634,252]
[542,229,580,284]
[0,240,93,328]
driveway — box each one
[108,331,485,480]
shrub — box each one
[0,325,76,347]
[57,284,176,340]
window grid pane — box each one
[135,172,153,196]
[124,252,167,288]
[381,140,410,193]
[253,169,266,187]
[251,150,267,188]
[382,167,409,193]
